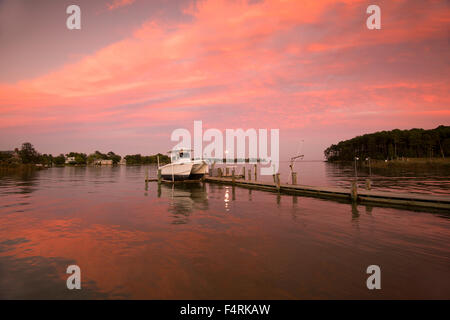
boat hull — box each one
[159,160,208,181]
[160,162,193,181]
[190,162,208,179]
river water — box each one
[0,162,449,299]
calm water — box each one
[0,162,449,299]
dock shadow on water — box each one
[0,166,449,299]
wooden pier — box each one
[202,176,450,210]
[145,165,450,210]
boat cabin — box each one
[168,149,192,163]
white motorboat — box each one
[159,149,208,181]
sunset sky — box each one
[0,0,449,160]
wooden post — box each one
[365,179,371,190]
[276,173,281,191]
[242,166,246,179]
[226,167,229,176]
[145,168,149,190]
[292,172,297,185]
[157,168,162,185]
[248,169,252,181]
[254,164,257,181]
[272,174,276,183]
[232,168,235,184]
[351,180,358,201]
[211,161,216,176]
[218,168,222,177]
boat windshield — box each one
[171,150,191,162]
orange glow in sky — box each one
[0,0,449,159]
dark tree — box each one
[124,153,169,165]
[324,125,450,161]
[53,154,66,165]
[19,142,39,164]
[107,151,121,164]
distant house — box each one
[94,159,113,165]
[119,158,126,165]
[65,156,76,164]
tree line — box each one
[124,153,169,165]
[324,125,450,161]
[0,143,169,166]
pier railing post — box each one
[365,178,371,190]
[225,167,229,176]
[248,169,252,181]
[351,180,358,201]
[272,174,276,184]
[292,172,297,185]
[218,168,223,177]
[242,166,245,179]
[232,168,235,184]
[254,164,257,181]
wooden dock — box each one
[203,176,450,210]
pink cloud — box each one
[0,0,448,157]
[107,0,136,11]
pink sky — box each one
[0,0,449,160]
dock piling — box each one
[365,179,371,190]
[157,169,162,185]
[248,169,252,181]
[351,180,358,201]
[276,173,281,191]
[292,172,297,185]
[210,161,216,176]
[254,164,257,181]
[232,168,235,184]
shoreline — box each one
[327,158,450,169]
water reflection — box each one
[351,202,360,231]
[0,255,109,299]
[158,183,209,223]
[0,166,449,299]
[325,161,450,195]
[224,187,230,212]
